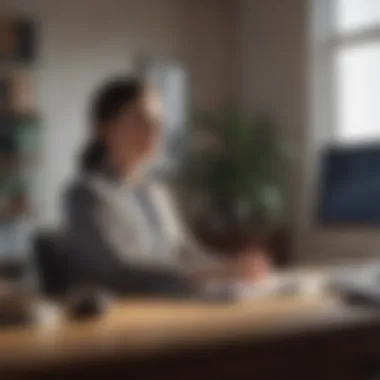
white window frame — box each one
[311,0,380,147]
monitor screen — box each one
[318,145,380,225]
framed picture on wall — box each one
[136,57,190,173]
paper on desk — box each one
[204,272,327,301]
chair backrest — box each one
[33,231,71,298]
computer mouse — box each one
[67,289,111,320]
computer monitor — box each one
[318,144,380,225]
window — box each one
[138,58,189,171]
[312,0,380,143]
[336,0,380,33]
[335,42,380,141]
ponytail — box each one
[80,139,106,173]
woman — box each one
[64,77,269,297]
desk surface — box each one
[0,294,379,373]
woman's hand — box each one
[191,248,272,285]
[234,248,272,283]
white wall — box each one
[1,0,237,226]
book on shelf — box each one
[10,70,36,115]
[0,71,36,116]
[0,18,36,64]
[0,19,17,61]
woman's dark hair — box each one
[81,76,144,172]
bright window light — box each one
[336,0,380,32]
[335,42,380,142]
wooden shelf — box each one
[0,112,39,124]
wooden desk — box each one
[1,295,380,379]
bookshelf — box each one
[0,17,41,260]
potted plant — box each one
[176,108,293,265]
